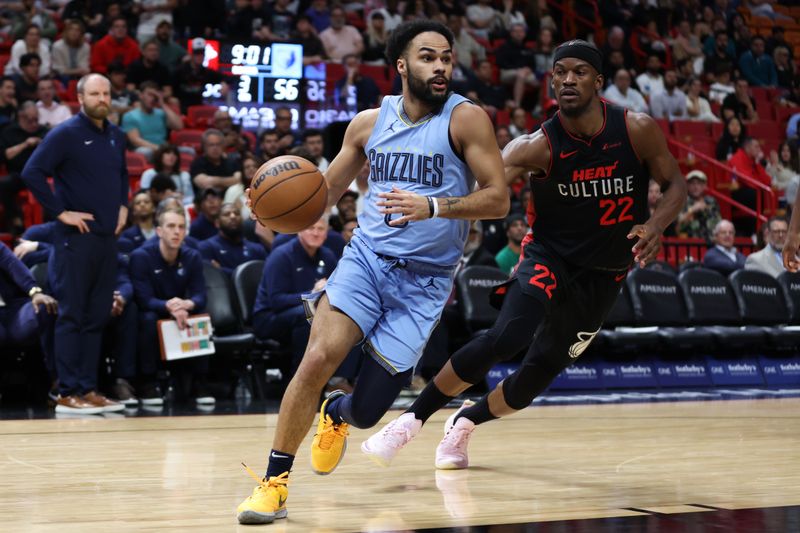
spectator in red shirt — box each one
[729,137,771,187]
[728,137,771,235]
[90,17,141,74]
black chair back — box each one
[603,284,636,327]
[678,267,740,326]
[456,266,508,331]
[232,260,265,326]
[679,260,702,273]
[729,270,790,326]
[644,260,676,274]
[627,268,689,326]
[777,271,800,324]
[203,263,240,334]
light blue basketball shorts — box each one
[315,235,454,375]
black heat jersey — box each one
[530,101,649,271]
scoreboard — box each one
[195,40,357,130]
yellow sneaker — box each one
[236,464,289,524]
[310,390,350,475]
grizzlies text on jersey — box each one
[358,93,476,266]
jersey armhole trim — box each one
[540,125,553,180]
[447,99,473,163]
[364,98,390,154]
[623,108,643,163]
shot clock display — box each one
[195,40,357,130]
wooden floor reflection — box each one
[1,398,798,532]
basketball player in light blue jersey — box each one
[237,20,509,525]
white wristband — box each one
[431,197,440,218]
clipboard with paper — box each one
[157,314,216,361]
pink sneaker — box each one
[361,412,422,467]
[435,401,476,470]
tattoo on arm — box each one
[442,198,460,212]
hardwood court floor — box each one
[1,398,798,532]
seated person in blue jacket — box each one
[0,243,57,378]
[119,190,156,251]
[132,197,200,253]
[189,188,222,241]
[199,202,267,276]
[14,221,56,267]
[129,205,212,406]
[702,219,747,276]
[253,214,360,385]
[271,227,346,259]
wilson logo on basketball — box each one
[252,161,303,189]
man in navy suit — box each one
[703,219,747,276]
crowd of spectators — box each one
[1,1,799,412]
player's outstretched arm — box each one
[784,191,800,271]
[627,112,688,267]
[378,104,509,225]
[501,129,550,185]
[323,108,379,210]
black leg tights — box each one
[449,282,546,384]
[408,282,546,422]
[326,354,413,429]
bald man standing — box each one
[22,73,128,414]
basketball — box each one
[248,155,327,233]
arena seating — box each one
[729,269,800,350]
[678,268,767,353]
[627,267,713,352]
[596,282,662,354]
[455,266,509,336]
[778,272,800,324]
[231,260,290,395]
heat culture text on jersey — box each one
[367,148,445,187]
[530,102,649,270]
[557,160,634,199]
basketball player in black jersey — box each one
[361,40,688,469]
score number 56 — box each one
[274,79,299,101]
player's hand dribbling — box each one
[783,232,800,272]
[628,223,661,268]
[377,186,430,226]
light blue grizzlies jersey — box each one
[357,93,475,267]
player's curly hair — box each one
[385,20,454,70]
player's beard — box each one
[406,65,449,107]
[220,224,243,241]
[83,101,110,122]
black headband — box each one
[553,41,603,74]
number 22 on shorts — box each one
[529,264,557,299]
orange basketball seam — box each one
[258,177,326,221]
[251,169,322,208]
